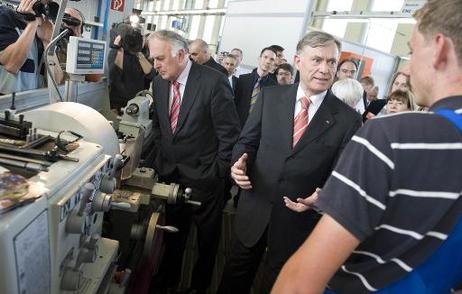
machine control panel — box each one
[66,37,107,75]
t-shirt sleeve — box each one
[316,119,394,241]
[0,9,20,52]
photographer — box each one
[52,7,101,84]
[0,0,53,95]
[108,23,154,113]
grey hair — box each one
[296,31,341,54]
[331,78,363,109]
[148,30,189,57]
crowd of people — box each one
[1,0,462,293]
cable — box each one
[44,28,70,102]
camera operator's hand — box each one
[114,35,123,50]
[16,0,36,16]
[137,52,154,75]
[37,17,53,47]
[113,35,124,70]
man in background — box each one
[222,53,238,91]
[189,39,228,76]
[231,47,250,77]
[234,47,277,127]
[335,58,358,81]
[275,63,294,85]
[270,44,285,66]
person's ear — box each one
[294,55,301,71]
[432,33,449,70]
[177,48,186,61]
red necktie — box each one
[170,81,181,133]
[293,97,311,147]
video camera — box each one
[109,22,143,54]
[13,0,81,23]
[31,0,59,19]
[12,0,59,22]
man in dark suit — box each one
[148,30,240,294]
[222,54,239,92]
[234,47,278,127]
[189,39,228,76]
[218,31,362,294]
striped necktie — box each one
[293,97,311,147]
[249,77,262,113]
[170,81,181,133]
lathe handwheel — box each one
[143,212,160,257]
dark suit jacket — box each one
[203,57,228,76]
[150,62,241,196]
[234,71,277,126]
[363,99,387,121]
[231,75,238,92]
[232,84,362,265]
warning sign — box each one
[111,0,125,12]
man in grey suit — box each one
[218,31,362,294]
[148,30,240,294]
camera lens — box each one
[32,0,59,20]
[32,0,45,16]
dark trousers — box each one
[223,177,233,207]
[218,229,275,294]
[154,179,224,292]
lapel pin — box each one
[325,120,330,124]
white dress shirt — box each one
[294,84,326,122]
[169,59,192,111]
[354,98,366,114]
[228,75,234,88]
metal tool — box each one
[0,152,52,167]
[20,135,54,149]
[0,158,47,172]
[0,145,79,163]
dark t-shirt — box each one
[108,49,152,110]
[317,96,462,293]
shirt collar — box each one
[296,84,327,107]
[254,69,270,81]
[429,96,462,111]
[175,59,192,86]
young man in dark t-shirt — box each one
[273,0,462,293]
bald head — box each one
[189,39,210,64]
[65,7,83,37]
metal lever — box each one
[182,187,201,206]
[185,200,201,206]
[155,225,179,233]
[111,202,131,210]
